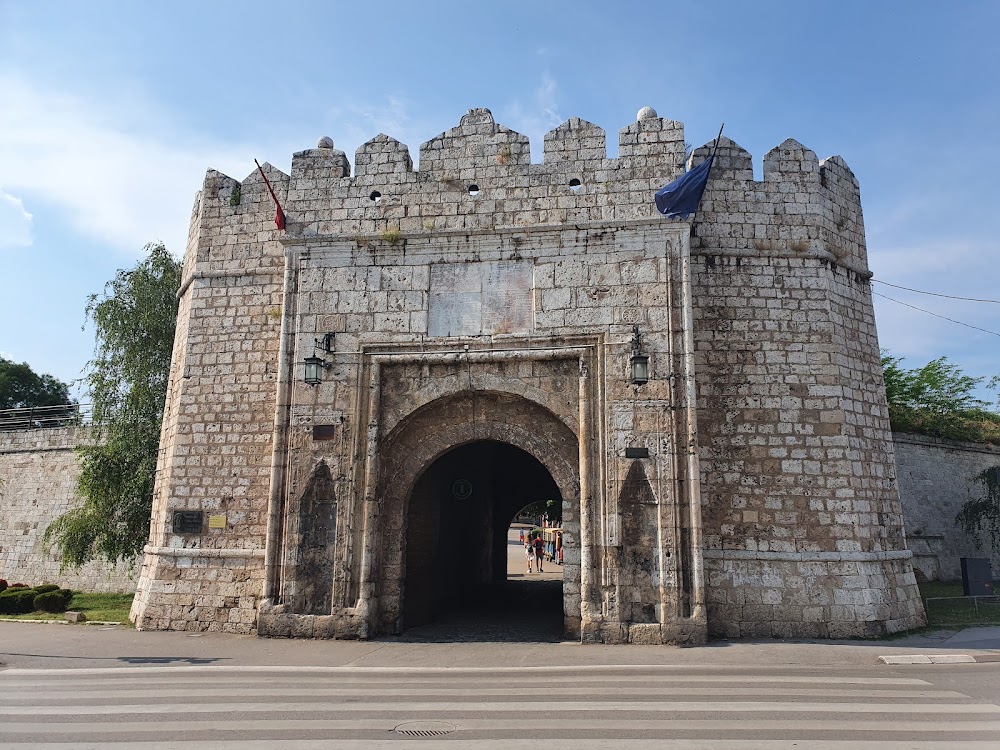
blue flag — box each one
[654,156,714,218]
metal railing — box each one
[0,403,92,431]
[924,594,1000,622]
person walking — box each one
[524,541,534,573]
[532,534,544,572]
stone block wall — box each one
[893,433,1000,580]
[132,105,924,640]
[0,427,134,592]
[130,164,288,633]
[688,136,924,637]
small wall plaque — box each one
[625,447,650,459]
[312,425,337,441]
[208,514,227,530]
[172,511,203,534]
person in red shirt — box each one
[532,535,544,572]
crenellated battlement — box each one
[195,107,865,270]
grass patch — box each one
[0,592,134,624]
[918,580,1000,626]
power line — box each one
[873,292,1000,338]
[872,279,1000,304]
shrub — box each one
[34,584,60,594]
[58,589,75,607]
[0,579,7,593]
[34,591,69,613]
[0,588,37,615]
[9,583,27,588]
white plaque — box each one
[428,261,533,336]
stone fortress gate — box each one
[130,107,926,643]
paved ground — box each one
[3,619,1000,672]
[507,523,563,581]
[2,528,1000,746]
[1,660,998,747]
[2,526,1000,670]
[395,525,564,642]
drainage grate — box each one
[393,721,457,738]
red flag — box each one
[254,159,286,230]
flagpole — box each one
[689,122,724,236]
[708,122,725,164]
[254,158,287,230]
[653,122,725,220]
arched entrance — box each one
[403,440,562,634]
[372,390,580,638]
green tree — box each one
[45,242,181,567]
[0,357,71,409]
[881,353,1000,443]
[518,498,562,523]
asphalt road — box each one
[1,658,998,747]
[1,527,998,745]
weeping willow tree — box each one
[45,243,181,567]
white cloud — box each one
[499,72,564,160]
[0,73,262,257]
[341,94,412,141]
[326,94,422,161]
[322,83,565,169]
[0,189,33,248]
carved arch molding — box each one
[347,344,595,636]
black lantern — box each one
[315,332,336,353]
[630,325,649,386]
[303,354,330,386]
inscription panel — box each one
[428,261,533,337]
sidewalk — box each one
[2,619,1000,673]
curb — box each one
[878,653,1000,664]
[0,618,124,627]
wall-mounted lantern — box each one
[315,332,336,353]
[629,325,649,386]
[303,354,331,386]
[303,333,336,386]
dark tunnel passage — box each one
[401,440,564,641]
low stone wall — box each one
[0,427,135,592]
[893,432,1000,582]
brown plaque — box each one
[312,425,337,441]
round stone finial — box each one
[316,136,334,149]
[637,106,658,122]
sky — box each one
[1,0,999,404]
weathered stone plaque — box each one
[428,261,532,336]
[172,510,203,535]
